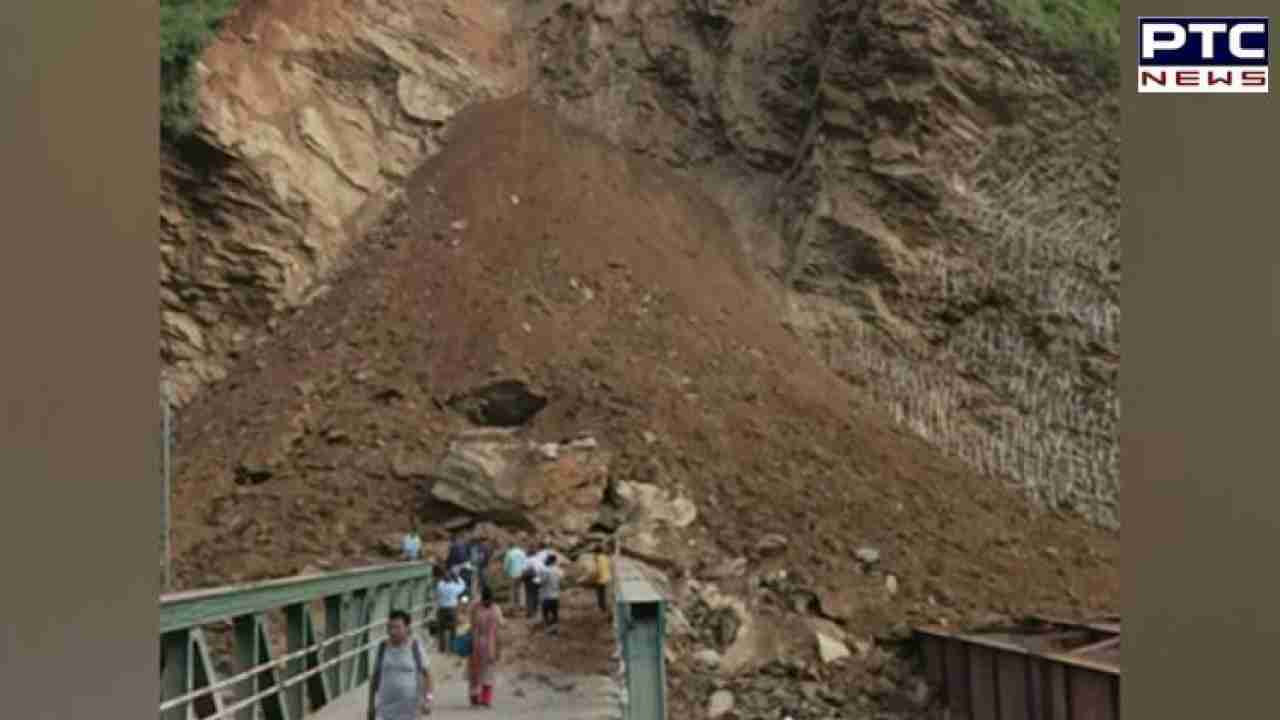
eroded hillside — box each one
[162,1,1119,717]
[526,0,1119,527]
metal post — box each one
[615,558,666,720]
[162,385,172,592]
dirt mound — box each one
[171,94,1116,711]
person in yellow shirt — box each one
[591,549,612,615]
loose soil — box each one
[171,94,1117,712]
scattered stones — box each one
[885,574,899,596]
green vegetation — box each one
[998,0,1120,81]
[161,0,240,138]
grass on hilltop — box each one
[998,0,1120,82]
[161,0,240,138]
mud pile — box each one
[172,100,1116,704]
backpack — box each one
[372,637,426,683]
[368,636,427,718]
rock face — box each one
[160,0,524,406]
[162,0,1119,532]
[525,0,1120,528]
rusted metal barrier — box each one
[915,615,1120,720]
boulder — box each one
[708,690,735,718]
[616,481,697,528]
[427,430,609,532]
[692,648,723,669]
[816,632,852,664]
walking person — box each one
[523,546,549,619]
[590,548,612,615]
[446,531,468,578]
[502,542,528,609]
[367,610,433,720]
[466,587,505,708]
[467,534,492,596]
[400,529,421,561]
[434,568,466,654]
[539,554,564,635]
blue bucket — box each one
[452,631,472,657]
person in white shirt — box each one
[401,531,421,561]
[523,546,550,619]
[434,568,467,654]
[538,555,564,635]
[367,609,432,720]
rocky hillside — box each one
[164,0,1119,530]
[161,0,1118,718]
[161,0,524,405]
[525,0,1120,528]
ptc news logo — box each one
[1139,17,1269,93]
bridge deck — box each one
[313,652,622,720]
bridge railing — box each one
[159,561,436,720]
[611,555,668,720]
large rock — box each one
[427,430,609,531]
[616,480,697,528]
[707,690,735,718]
[816,631,852,664]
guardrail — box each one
[611,555,668,720]
[915,616,1120,720]
[159,562,436,720]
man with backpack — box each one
[367,609,433,720]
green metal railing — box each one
[612,555,668,720]
[159,562,436,720]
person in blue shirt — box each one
[434,567,467,654]
[502,543,528,609]
[400,530,421,561]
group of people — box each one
[502,539,568,633]
[369,530,615,718]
